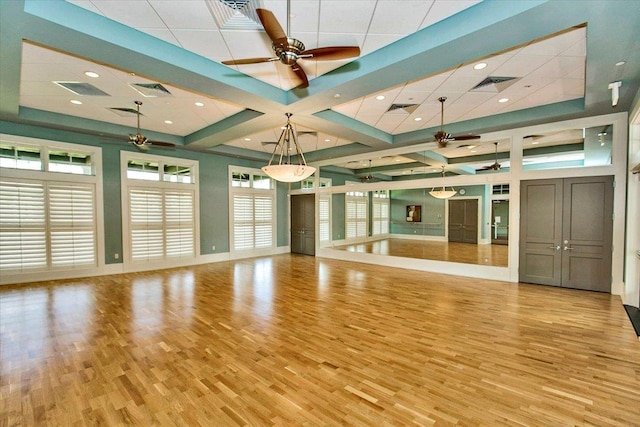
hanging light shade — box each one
[262,113,316,183]
[429,166,457,199]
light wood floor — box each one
[335,239,509,267]
[1,255,639,426]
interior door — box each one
[519,179,563,286]
[519,176,613,291]
[561,176,613,291]
[291,194,315,255]
[448,199,478,244]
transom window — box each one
[0,141,94,175]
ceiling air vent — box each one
[205,0,262,30]
[130,83,172,98]
[297,131,317,138]
[53,81,110,96]
[108,107,141,117]
[386,104,418,114]
[470,76,520,93]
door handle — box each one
[563,246,573,251]
[548,245,561,251]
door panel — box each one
[291,194,315,256]
[520,176,613,292]
[520,180,563,286]
[561,176,613,291]
[462,200,478,244]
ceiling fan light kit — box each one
[262,113,316,183]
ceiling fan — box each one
[128,101,175,151]
[221,3,360,89]
[477,142,502,171]
[359,160,379,182]
[434,97,481,148]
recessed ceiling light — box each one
[194,102,204,107]
[473,62,487,70]
[164,120,173,124]
[414,117,422,121]
[615,61,626,67]
[324,139,330,142]
[84,71,99,78]
[470,150,477,153]
[376,95,385,100]
[498,98,509,103]
[334,93,341,98]
[531,141,539,145]
[244,138,251,141]
[70,99,82,105]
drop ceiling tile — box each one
[66,0,104,15]
[220,30,272,58]
[89,1,167,29]
[318,1,377,34]
[289,1,321,35]
[493,54,554,77]
[391,90,430,105]
[331,99,364,118]
[529,56,585,79]
[519,27,585,56]
[149,1,218,30]
[368,1,431,35]
[403,70,454,92]
[172,30,229,59]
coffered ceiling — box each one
[1,0,639,179]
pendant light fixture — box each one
[429,166,457,199]
[262,113,316,182]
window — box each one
[301,177,331,189]
[229,167,276,252]
[346,191,368,240]
[0,137,99,273]
[122,152,198,264]
[372,190,389,236]
[0,143,41,170]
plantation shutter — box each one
[233,194,254,250]
[346,195,367,239]
[254,195,273,248]
[232,193,274,250]
[130,188,164,261]
[0,180,47,270]
[49,183,96,267]
[165,190,195,257]
[319,197,330,242]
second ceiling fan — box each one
[434,97,480,148]
[222,3,360,89]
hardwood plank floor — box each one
[1,255,639,426]
[334,239,509,267]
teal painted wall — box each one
[0,122,290,263]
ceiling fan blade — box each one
[222,57,277,65]
[450,134,481,141]
[256,8,287,43]
[300,46,361,61]
[291,63,309,88]
[148,141,175,148]
[261,141,278,146]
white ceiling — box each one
[3,0,638,178]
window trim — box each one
[0,135,104,283]
[228,166,277,255]
[121,151,199,268]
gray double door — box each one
[291,194,315,256]
[448,199,478,244]
[519,176,613,292]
